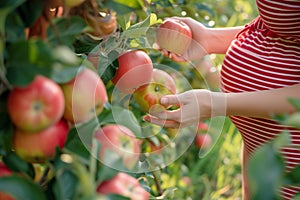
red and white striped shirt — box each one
[220,0,300,199]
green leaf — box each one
[283,165,300,186]
[50,46,82,83]
[65,128,91,163]
[73,34,101,54]
[3,152,35,178]
[103,1,138,15]
[54,169,78,200]
[248,135,286,200]
[282,113,300,130]
[0,93,13,155]
[122,14,153,39]
[51,66,80,84]
[6,39,55,86]
[16,0,43,27]
[97,164,119,183]
[117,13,131,31]
[5,11,26,42]
[111,106,142,137]
[106,194,130,200]
[288,98,300,111]
[0,175,46,200]
[97,105,142,137]
[47,16,88,48]
[98,52,118,84]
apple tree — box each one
[1,0,298,200]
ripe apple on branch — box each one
[133,68,177,114]
[111,50,154,94]
[96,172,150,200]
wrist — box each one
[210,92,227,117]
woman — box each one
[144,0,300,199]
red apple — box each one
[60,68,108,124]
[133,68,176,113]
[197,122,208,133]
[156,19,192,55]
[0,163,15,200]
[111,50,153,94]
[194,134,212,149]
[13,119,69,163]
[94,124,141,170]
[96,172,149,200]
[8,75,65,132]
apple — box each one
[86,10,117,37]
[156,19,192,55]
[111,50,153,94]
[194,134,212,149]
[180,176,191,187]
[8,75,65,132]
[133,68,176,113]
[60,68,108,124]
[96,172,149,200]
[197,122,208,133]
[13,119,69,163]
[0,163,15,200]
[94,124,141,170]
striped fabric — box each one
[220,0,300,199]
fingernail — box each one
[160,97,168,105]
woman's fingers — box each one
[143,115,180,128]
[160,94,181,107]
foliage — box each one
[0,0,298,200]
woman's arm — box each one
[226,83,300,118]
[159,17,244,61]
[204,26,244,54]
[143,84,300,128]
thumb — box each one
[160,95,180,107]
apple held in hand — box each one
[61,68,108,124]
[94,124,141,170]
[96,172,149,200]
[133,68,176,113]
[112,50,153,94]
[13,119,69,163]
[156,19,192,55]
[8,75,65,132]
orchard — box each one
[0,0,299,200]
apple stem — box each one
[38,166,50,188]
[152,170,163,196]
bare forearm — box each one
[204,26,244,54]
[225,84,300,118]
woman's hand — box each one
[143,89,227,128]
[155,17,210,62]
[155,17,243,61]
